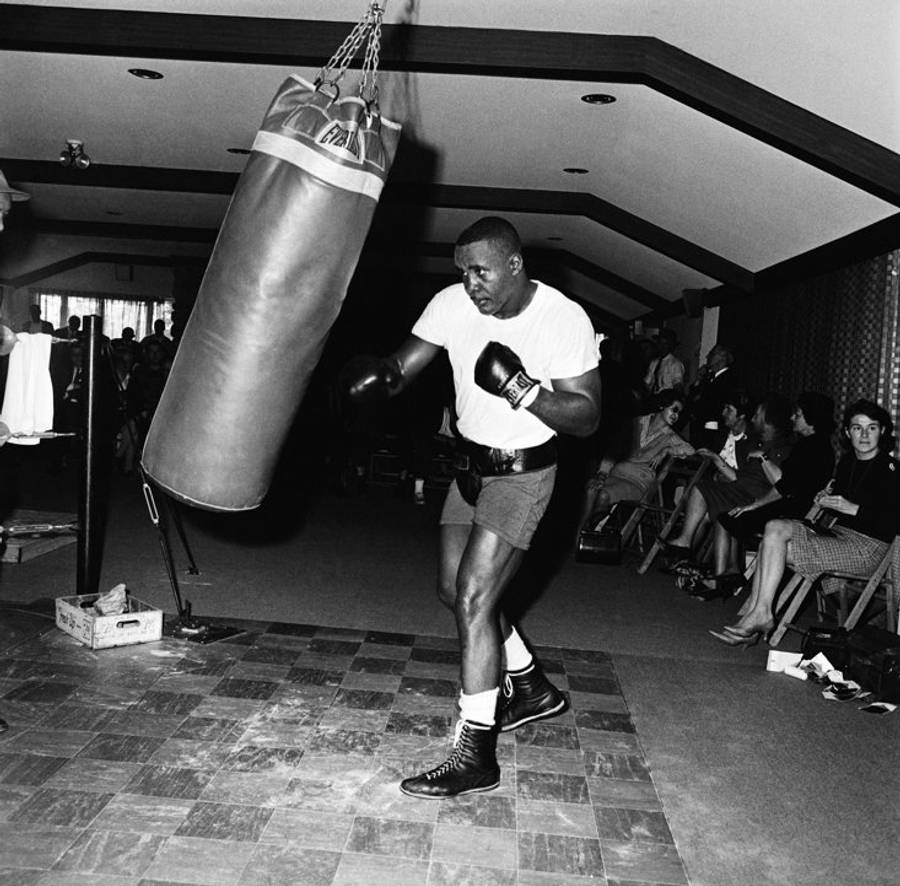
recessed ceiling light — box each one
[128,68,163,80]
[547,236,563,241]
[563,167,589,175]
[226,147,251,155]
[105,211,124,217]
[581,93,616,105]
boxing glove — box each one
[474,341,540,410]
[340,354,402,403]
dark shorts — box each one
[441,466,556,550]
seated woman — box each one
[579,389,694,531]
[692,392,836,599]
[664,394,793,568]
[711,399,900,645]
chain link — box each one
[315,1,386,103]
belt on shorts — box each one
[454,438,557,477]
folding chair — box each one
[635,454,713,574]
[768,534,898,647]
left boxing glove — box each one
[474,341,540,409]
[340,355,402,403]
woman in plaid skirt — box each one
[710,399,900,646]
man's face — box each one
[707,346,728,372]
[453,239,519,317]
[0,193,12,234]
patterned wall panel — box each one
[719,250,900,435]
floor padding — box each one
[0,618,689,885]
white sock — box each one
[414,478,424,493]
[503,627,534,673]
[458,688,499,726]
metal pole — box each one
[76,314,102,596]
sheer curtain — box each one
[33,288,172,340]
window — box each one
[33,289,173,340]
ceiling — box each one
[2,0,900,328]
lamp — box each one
[59,139,91,170]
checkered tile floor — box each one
[0,617,689,885]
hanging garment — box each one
[0,333,54,445]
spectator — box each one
[712,399,900,646]
[20,303,54,335]
[693,392,835,599]
[686,343,739,448]
[111,345,144,475]
[134,340,169,430]
[595,337,637,464]
[111,326,143,364]
[578,389,694,533]
[644,328,685,397]
[53,315,81,339]
[141,318,173,358]
[664,393,793,569]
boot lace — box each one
[424,720,466,781]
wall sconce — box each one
[59,139,91,170]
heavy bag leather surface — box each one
[142,76,401,510]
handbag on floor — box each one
[576,509,622,564]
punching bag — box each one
[141,73,401,510]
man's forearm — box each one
[527,389,599,437]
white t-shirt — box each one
[411,280,598,449]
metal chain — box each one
[315,1,386,99]
[360,3,385,104]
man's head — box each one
[153,319,166,336]
[657,329,678,355]
[453,217,528,318]
[28,304,42,322]
[721,390,753,432]
[752,394,792,437]
[68,316,81,333]
[707,344,733,373]
[121,326,134,341]
[0,169,30,234]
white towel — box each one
[0,333,54,445]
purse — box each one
[575,510,622,564]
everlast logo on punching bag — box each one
[316,121,362,162]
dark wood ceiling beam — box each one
[394,183,752,290]
[642,41,900,207]
[3,5,899,206]
[6,162,748,289]
[754,212,900,293]
[529,248,670,312]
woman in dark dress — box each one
[693,392,835,598]
[664,394,792,567]
[711,399,900,645]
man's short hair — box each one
[713,344,734,365]
[456,217,522,256]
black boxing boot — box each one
[399,720,500,799]
[499,663,567,732]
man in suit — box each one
[687,343,738,449]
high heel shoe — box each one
[722,618,774,637]
[708,628,763,647]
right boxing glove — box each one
[340,355,402,403]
